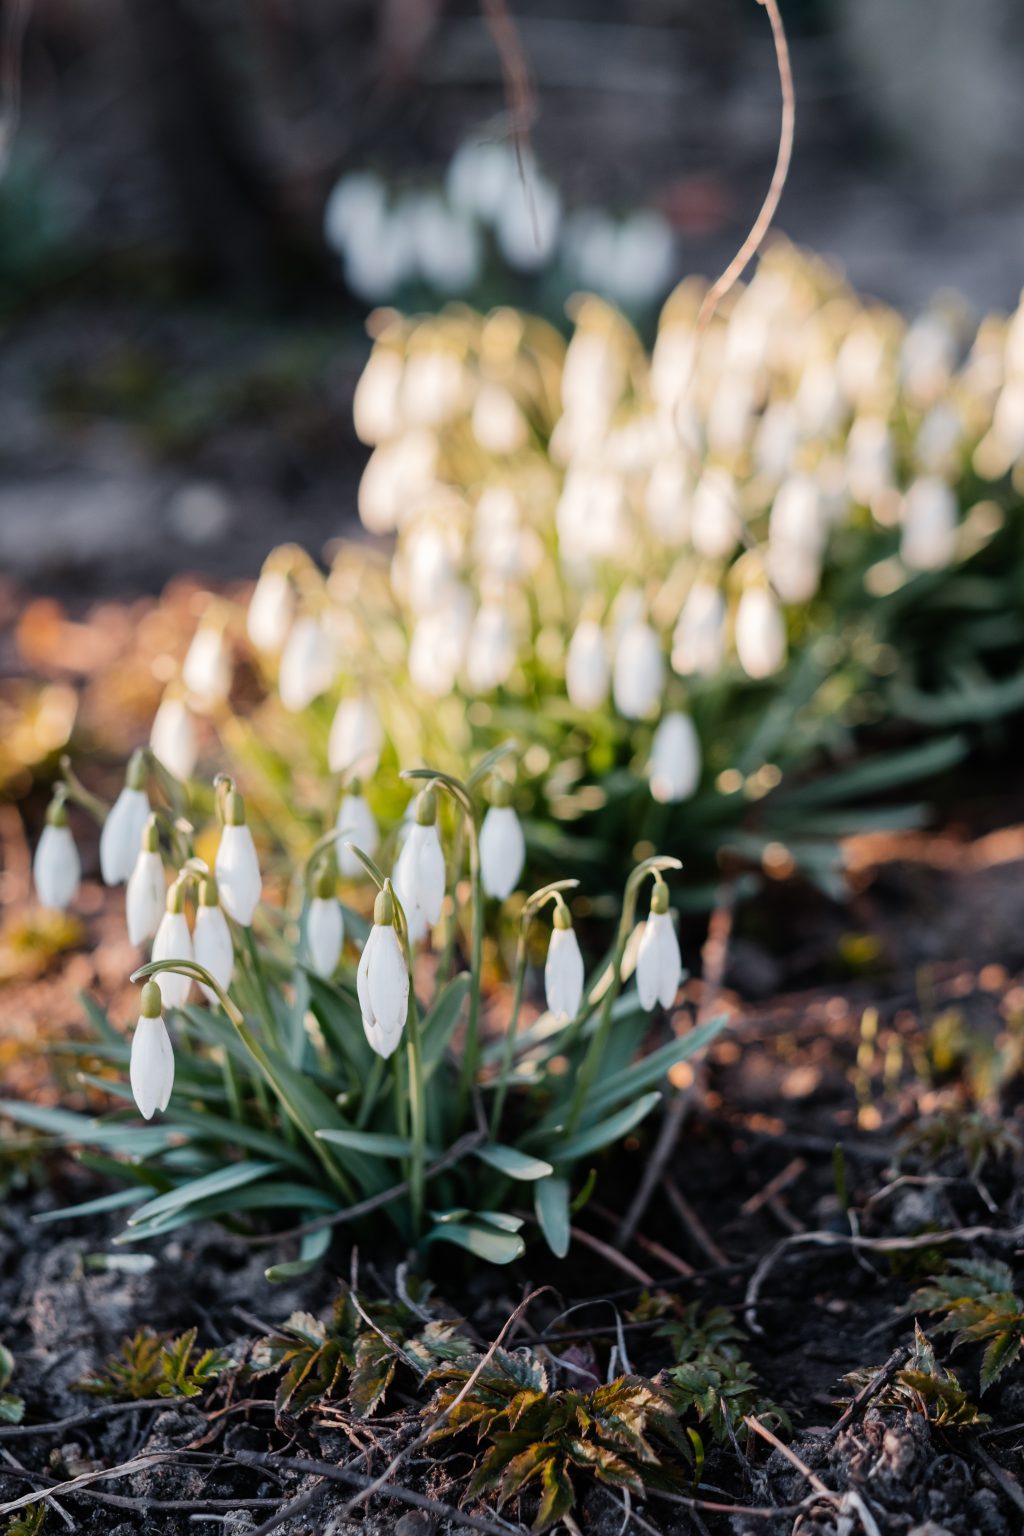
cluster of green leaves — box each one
[425,1348,690,1533]
[75,1326,233,1401]
[3,1506,45,1536]
[912,1258,1024,1393]
[0,1345,24,1426]
[250,1279,472,1417]
[631,1292,789,1442]
[899,1110,1022,1178]
[843,1323,988,1429]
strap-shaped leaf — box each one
[475,1144,554,1181]
[425,1222,525,1265]
[265,1223,332,1283]
[552,1093,661,1163]
[127,1160,281,1226]
[534,1176,570,1259]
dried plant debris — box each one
[899,1110,1023,1177]
[843,1323,989,1429]
[74,1326,234,1401]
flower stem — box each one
[405,986,426,1236]
[489,927,528,1141]
[456,818,484,1120]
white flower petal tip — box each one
[130,1014,175,1120]
[307,896,344,979]
[544,923,584,1022]
[393,814,446,946]
[150,696,198,782]
[648,712,701,805]
[735,588,787,681]
[566,619,610,712]
[215,824,262,927]
[100,786,151,886]
[127,850,166,946]
[479,805,526,901]
[336,793,380,878]
[636,909,683,1012]
[151,911,194,1009]
[194,902,235,1003]
[33,823,81,912]
[356,918,409,1060]
[613,620,665,721]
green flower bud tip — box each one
[314,861,336,900]
[199,875,218,907]
[225,789,247,827]
[553,900,573,931]
[490,777,513,808]
[126,749,148,791]
[374,887,395,926]
[142,815,160,853]
[414,787,437,826]
[167,880,188,915]
[46,794,68,828]
[140,980,163,1018]
[650,880,670,915]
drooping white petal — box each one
[637,911,682,1011]
[735,588,787,680]
[151,912,194,1009]
[545,927,584,1022]
[130,1015,175,1119]
[247,568,294,654]
[672,581,726,678]
[278,616,337,712]
[357,924,409,1059]
[33,825,81,911]
[613,620,664,721]
[465,603,516,693]
[307,896,344,978]
[649,713,701,804]
[393,822,445,944]
[193,904,235,1003]
[479,806,526,900]
[100,786,151,886]
[126,849,166,945]
[328,695,384,779]
[215,824,262,926]
[336,793,379,878]
[566,619,610,711]
[183,625,232,709]
[150,696,198,781]
[900,475,958,572]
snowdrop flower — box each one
[495,164,561,272]
[357,886,409,1059]
[544,902,584,1022]
[900,476,958,571]
[215,790,262,927]
[182,621,232,710]
[358,430,438,534]
[644,456,691,545]
[556,467,630,565]
[323,171,387,257]
[847,415,894,505]
[151,882,194,1009]
[566,618,610,711]
[446,139,517,223]
[336,786,379,878]
[246,564,294,655]
[672,582,726,678]
[408,597,471,699]
[306,862,344,979]
[471,384,528,456]
[400,346,468,428]
[479,781,525,900]
[613,618,664,721]
[193,876,234,1004]
[328,694,384,779]
[767,475,827,604]
[408,192,483,295]
[393,788,446,945]
[465,601,516,692]
[690,469,741,560]
[649,712,701,804]
[130,980,174,1120]
[100,751,151,886]
[353,346,405,446]
[735,587,787,680]
[126,815,166,946]
[278,615,337,713]
[150,693,198,782]
[636,880,683,1011]
[33,793,80,911]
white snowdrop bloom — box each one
[246,566,294,655]
[610,210,676,308]
[479,787,525,901]
[182,623,231,710]
[544,908,584,1022]
[407,594,471,699]
[278,615,337,713]
[342,202,415,303]
[990,380,1024,462]
[336,789,379,879]
[900,476,958,572]
[560,327,627,435]
[795,358,845,437]
[328,695,384,779]
[130,981,174,1120]
[556,467,630,564]
[566,618,610,711]
[561,207,618,294]
[100,755,151,886]
[150,694,198,782]
[754,400,800,481]
[215,791,262,927]
[33,798,80,911]
[735,587,787,680]
[847,415,894,505]
[767,475,826,604]
[393,790,446,945]
[400,346,468,428]
[396,519,462,615]
[649,712,701,804]
[650,322,697,420]
[837,322,887,406]
[916,402,962,475]
[446,139,517,223]
[636,885,683,1011]
[495,168,561,273]
[126,816,165,946]
[358,430,438,534]
[353,346,405,446]
[613,619,664,721]
[690,468,741,560]
[323,172,387,257]
[409,192,483,295]
[644,455,691,545]
[672,581,726,678]
[306,858,344,979]
[465,602,516,693]
[151,887,194,1010]
[901,313,956,408]
[471,383,528,456]
[707,375,755,458]
[473,486,531,578]
[357,887,410,1059]
[193,878,234,1004]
